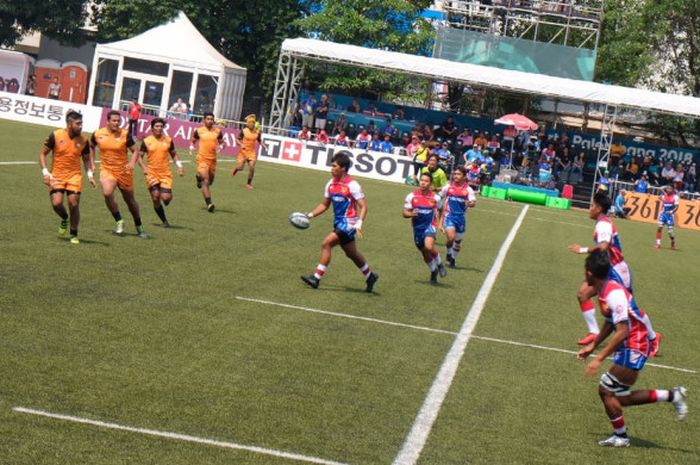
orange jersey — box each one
[43,128,89,179]
[193,126,222,160]
[91,127,135,172]
[140,135,175,175]
[238,127,260,156]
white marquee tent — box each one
[88,11,246,120]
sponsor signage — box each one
[624,192,700,231]
[570,132,700,166]
[0,90,103,131]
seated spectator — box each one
[465,144,481,164]
[685,163,697,192]
[457,128,473,147]
[316,129,330,144]
[441,116,457,138]
[333,112,348,135]
[556,146,572,182]
[539,143,556,165]
[474,131,488,149]
[597,170,611,193]
[420,154,448,192]
[335,130,350,147]
[613,190,630,218]
[406,135,421,158]
[673,163,685,191]
[380,134,394,153]
[625,157,640,180]
[368,120,377,135]
[467,160,481,188]
[355,128,372,150]
[347,99,361,113]
[648,159,661,185]
[435,141,451,163]
[570,152,585,184]
[169,98,187,118]
[395,107,405,120]
[661,161,675,184]
[298,125,312,141]
[370,133,382,151]
[423,124,435,142]
[382,119,395,137]
[634,174,650,193]
[538,161,552,185]
[411,139,431,184]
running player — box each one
[39,110,95,244]
[231,114,267,189]
[577,250,687,448]
[439,166,476,268]
[190,112,223,212]
[404,171,447,284]
[301,153,378,292]
[656,184,679,249]
[569,193,660,355]
[91,110,147,238]
[139,118,184,227]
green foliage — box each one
[0,1,92,46]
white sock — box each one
[582,309,599,334]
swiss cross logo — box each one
[282,141,302,162]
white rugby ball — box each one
[289,212,310,229]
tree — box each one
[0,1,93,47]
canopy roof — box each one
[97,11,244,73]
[280,38,700,118]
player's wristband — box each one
[175,160,183,168]
[87,170,94,178]
[579,247,589,254]
[189,144,195,151]
[41,168,51,177]
[355,220,363,230]
[306,212,314,218]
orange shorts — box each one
[49,172,82,193]
[100,167,134,191]
[145,171,173,190]
[237,149,257,162]
[196,155,217,176]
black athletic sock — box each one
[247,176,253,185]
[112,211,122,222]
[70,229,77,237]
[58,211,68,221]
[163,198,171,206]
[134,217,142,228]
[205,197,212,205]
[154,205,167,223]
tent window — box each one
[123,57,169,77]
[194,74,217,115]
[92,58,118,107]
[169,70,193,108]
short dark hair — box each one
[593,192,611,214]
[585,250,611,280]
[427,154,439,162]
[332,152,352,172]
[65,110,82,123]
[107,110,121,121]
[203,112,215,119]
[454,165,467,176]
[420,171,433,181]
[150,117,166,128]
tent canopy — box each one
[280,38,700,118]
[98,11,245,74]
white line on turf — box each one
[392,204,530,465]
[236,296,697,374]
[0,161,37,165]
[13,407,352,465]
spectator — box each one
[25,74,35,96]
[395,107,405,120]
[538,161,552,185]
[314,95,330,132]
[457,128,473,147]
[333,112,348,135]
[347,99,361,113]
[298,125,311,141]
[423,124,435,142]
[556,147,572,183]
[465,144,481,164]
[128,98,141,139]
[624,156,640,180]
[685,163,697,191]
[47,76,61,99]
[169,98,187,118]
[300,95,315,128]
[539,143,556,165]
[503,125,517,144]
[441,115,457,139]
[613,190,630,218]
[467,160,481,188]
[487,134,501,154]
[316,129,330,144]
[648,159,661,185]
[411,139,431,184]
[661,161,675,185]
[380,134,394,153]
[355,128,372,150]
[406,135,421,158]
[399,132,411,148]
[335,130,350,147]
[474,130,488,149]
[609,140,625,169]
[634,174,650,193]
[421,154,448,192]
[570,151,585,184]
[435,141,452,168]
[368,120,377,135]
[370,133,382,152]
[673,163,685,191]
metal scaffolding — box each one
[590,103,618,203]
[268,52,304,132]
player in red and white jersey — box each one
[655,184,680,249]
[438,166,476,268]
[301,153,378,292]
[569,193,660,354]
[577,251,687,448]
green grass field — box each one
[0,118,698,465]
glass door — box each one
[119,77,141,105]
[143,80,164,107]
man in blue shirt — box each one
[634,174,649,193]
[380,134,394,153]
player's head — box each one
[590,192,611,219]
[331,152,352,177]
[65,110,83,136]
[427,154,439,169]
[203,112,215,128]
[106,110,121,131]
[585,249,611,285]
[245,114,256,129]
[150,117,166,135]
[453,165,466,182]
[419,171,432,190]
[665,184,674,193]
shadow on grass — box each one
[66,238,110,246]
[150,223,194,231]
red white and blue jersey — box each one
[599,280,650,355]
[594,216,624,267]
[658,192,679,227]
[324,175,364,231]
[404,189,442,232]
[439,181,475,222]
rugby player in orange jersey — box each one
[91,110,147,238]
[39,110,95,244]
[231,114,267,189]
[139,118,184,227]
[190,112,223,212]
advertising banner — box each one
[624,192,700,231]
[0,90,103,131]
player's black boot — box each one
[447,254,456,268]
[365,272,379,293]
[301,275,320,289]
[430,269,438,284]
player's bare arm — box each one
[170,148,184,176]
[307,198,331,218]
[82,150,95,188]
[403,207,417,218]
[39,145,52,186]
[569,240,609,254]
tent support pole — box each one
[589,103,618,206]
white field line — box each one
[392,205,530,465]
[12,407,352,465]
[0,161,37,165]
[530,216,590,229]
[236,296,697,374]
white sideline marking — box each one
[236,296,456,335]
[13,407,352,465]
[392,205,530,465]
[0,161,37,165]
[531,217,590,229]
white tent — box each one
[88,11,246,120]
[0,49,34,94]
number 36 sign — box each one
[625,192,700,231]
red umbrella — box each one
[494,113,538,131]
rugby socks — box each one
[656,231,662,246]
[453,241,462,259]
[446,245,453,258]
[650,390,670,402]
[426,253,441,272]
[610,416,627,436]
[247,176,253,185]
[70,229,77,237]
[55,208,68,221]
[112,211,122,222]
[358,263,372,279]
[154,205,167,223]
[314,264,327,280]
[134,217,142,228]
[205,197,212,206]
[580,300,599,334]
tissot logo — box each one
[282,141,302,161]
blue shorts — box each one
[333,223,356,245]
[658,213,675,227]
[613,348,648,371]
[414,226,436,249]
[443,216,465,234]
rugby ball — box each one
[289,212,310,229]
